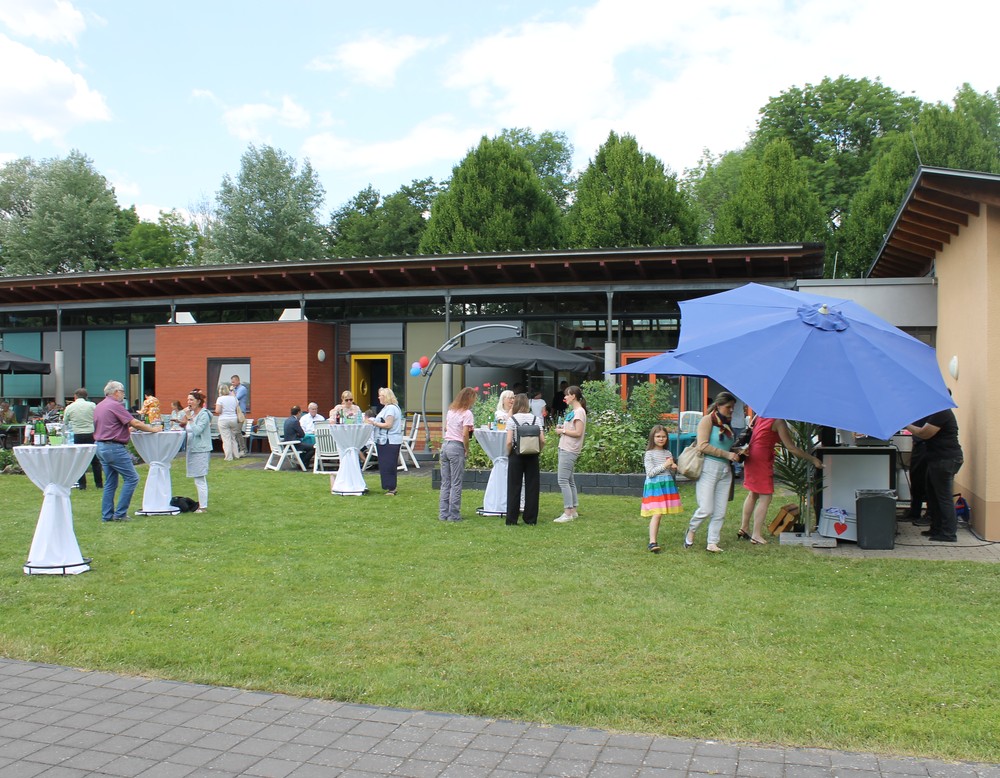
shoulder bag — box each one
[676,443,704,479]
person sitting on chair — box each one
[283,406,314,469]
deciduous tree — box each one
[0,150,120,275]
[214,145,326,264]
[713,140,827,245]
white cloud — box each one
[302,115,485,175]
[0,34,109,141]
[308,33,442,88]
[222,95,310,142]
[0,0,85,45]
[439,0,993,178]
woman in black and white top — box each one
[504,393,545,526]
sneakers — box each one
[553,514,574,523]
[647,541,661,553]
[103,515,131,523]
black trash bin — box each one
[855,489,897,549]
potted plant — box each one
[772,420,823,535]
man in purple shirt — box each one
[94,380,161,522]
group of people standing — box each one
[437,385,589,526]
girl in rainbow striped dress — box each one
[641,425,682,552]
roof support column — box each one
[605,291,616,384]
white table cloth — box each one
[15,444,96,575]
[473,428,523,516]
[131,430,186,515]
[331,424,373,495]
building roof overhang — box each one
[0,244,825,312]
[868,167,1000,278]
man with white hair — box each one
[93,380,161,522]
[299,402,325,436]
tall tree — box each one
[713,139,827,245]
[838,85,1000,277]
[751,75,923,231]
[329,178,437,257]
[115,210,199,268]
[418,137,561,254]
[0,150,121,275]
[683,149,747,243]
[567,131,698,248]
[213,145,326,264]
[498,128,575,209]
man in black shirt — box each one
[906,408,963,542]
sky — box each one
[1,0,997,223]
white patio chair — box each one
[241,417,254,450]
[263,416,306,472]
[312,424,340,474]
[209,415,221,449]
[400,412,421,470]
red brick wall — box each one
[155,321,336,419]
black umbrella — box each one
[0,350,51,374]
[435,337,595,372]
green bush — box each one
[461,379,678,475]
[0,448,17,472]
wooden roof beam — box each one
[914,187,980,216]
[908,199,970,227]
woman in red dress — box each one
[738,416,823,544]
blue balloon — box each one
[409,366,421,377]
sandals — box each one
[647,541,661,554]
[737,529,751,541]
[706,543,723,553]
[750,536,768,545]
[193,508,207,514]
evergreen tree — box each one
[567,131,698,248]
[418,137,561,254]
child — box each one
[642,425,682,552]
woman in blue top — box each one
[366,387,403,495]
[685,391,742,553]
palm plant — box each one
[772,420,822,531]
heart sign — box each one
[834,521,849,535]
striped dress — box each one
[641,448,682,516]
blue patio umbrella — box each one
[673,283,955,440]
[607,351,707,376]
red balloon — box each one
[419,355,430,368]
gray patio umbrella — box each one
[0,350,51,374]
[435,337,595,372]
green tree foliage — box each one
[838,85,1000,276]
[713,139,827,244]
[0,150,121,275]
[683,149,747,242]
[567,131,698,248]
[498,128,575,209]
[329,178,437,257]
[418,136,561,254]
[115,210,199,268]
[213,145,326,264]
[751,75,923,231]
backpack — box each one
[514,416,541,456]
[170,496,199,513]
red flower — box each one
[473,387,480,393]
[483,382,491,388]
[500,382,507,388]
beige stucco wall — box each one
[935,203,1000,540]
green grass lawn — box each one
[2,458,998,762]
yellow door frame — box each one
[350,353,392,411]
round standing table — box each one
[131,430,186,515]
[330,424,374,495]
[473,427,523,516]
[15,444,96,575]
